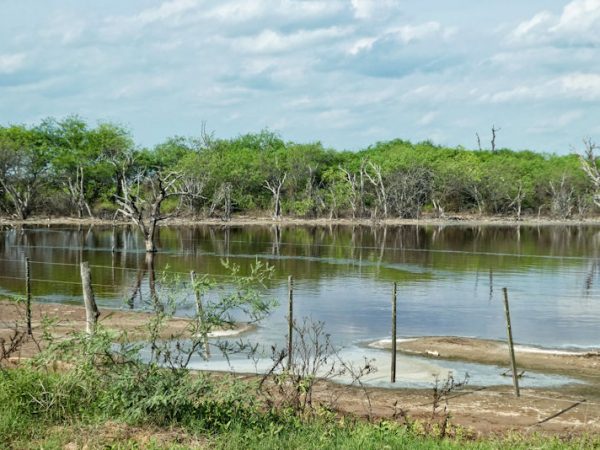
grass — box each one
[2,366,599,450]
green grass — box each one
[2,367,599,450]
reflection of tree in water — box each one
[584,230,600,294]
[127,252,159,310]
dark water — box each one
[1,223,599,350]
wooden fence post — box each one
[190,271,210,357]
[502,287,520,397]
[287,275,294,370]
[25,257,32,336]
[80,262,100,336]
[391,281,397,383]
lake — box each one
[1,223,599,387]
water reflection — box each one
[1,224,600,349]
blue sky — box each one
[1,0,599,153]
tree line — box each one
[1,116,598,231]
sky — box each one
[0,0,599,153]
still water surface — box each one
[1,224,599,386]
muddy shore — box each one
[370,336,600,382]
[2,301,600,436]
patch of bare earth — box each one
[0,300,252,360]
[3,301,600,438]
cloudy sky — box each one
[1,0,599,153]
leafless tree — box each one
[579,138,600,208]
[340,167,360,219]
[465,182,486,215]
[508,182,525,221]
[364,161,388,219]
[491,125,500,152]
[115,170,186,252]
[476,132,482,151]
[209,182,232,221]
[65,166,94,218]
[549,174,575,219]
[264,172,287,220]
[387,166,433,218]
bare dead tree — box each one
[208,182,232,221]
[476,132,482,151]
[579,138,600,208]
[387,166,433,219]
[66,166,94,219]
[199,120,216,150]
[364,161,388,219]
[264,172,287,220]
[115,170,186,252]
[549,174,575,219]
[491,125,500,152]
[508,182,525,221]
[340,166,360,219]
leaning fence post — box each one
[287,275,294,370]
[25,257,32,336]
[190,270,210,357]
[80,262,100,336]
[502,287,520,397]
[391,281,397,383]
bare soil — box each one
[0,300,252,360]
[2,301,599,437]
[2,213,600,228]
[371,336,600,382]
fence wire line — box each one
[0,257,240,279]
[4,225,600,261]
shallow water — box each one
[2,223,599,386]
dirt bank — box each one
[2,214,600,228]
[0,300,253,359]
[2,301,600,437]
[371,336,600,382]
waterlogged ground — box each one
[1,223,600,387]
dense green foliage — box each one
[0,116,595,220]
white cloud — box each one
[206,0,343,23]
[347,21,453,56]
[481,72,600,103]
[0,53,26,74]
[510,0,600,45]
[511,11,552,40]
[389,22,446,43]
[350,0,399,20]
[233,27,350,54]
[134,0,199,25]
[560,72,600,99]
[551,0,600,33]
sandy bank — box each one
[370,336,600,381]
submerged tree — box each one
[115,166,187,252]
